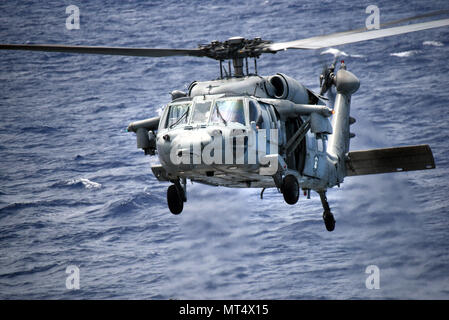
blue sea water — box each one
[0,0,449,299]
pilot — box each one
[233,105,245,125]
[255,114,263,129]
[249,100,263,129]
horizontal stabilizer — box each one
[345,145,435,176]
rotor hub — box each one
[198,37,273,61]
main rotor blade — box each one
[269,16,449,51]
[0,44,206,58]
[377,9,449,29]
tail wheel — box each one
[323,210,336,232]
[167,184,183,215]
[282,175,299,205]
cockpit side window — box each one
[165,103,191,128]
[268,105,278,128]
[210,99,245,125]
[250,100,272,129]
[260,102,276,129]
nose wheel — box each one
[167,178,187,215]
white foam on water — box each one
[321,48,348,57]
[320,47,364,58]
[67,178,102,189]
[390,50,421,57]
[423,40,444,47]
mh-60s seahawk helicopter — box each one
[2,11,448,231]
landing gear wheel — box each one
[282,175,299,205]
[323,210,335,232]
[167,184,183,215]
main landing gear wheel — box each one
[167,184,183,215]
[282,175,299,205]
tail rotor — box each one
[319,56,337,96]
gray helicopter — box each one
[2,12,448,231]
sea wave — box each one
[390,50,421,57]
[52,178,102,190]
[320,48,364,59]
[0,199,92,215]
[100,191,163,219]
[423,40,444,47]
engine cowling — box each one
[266,73,310,104]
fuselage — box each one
[151,73,347,191]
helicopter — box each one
[1,11,447,232]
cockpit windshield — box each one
[191,101,212,124]
[210,99,245,125]
[165,103,191,128]
[164,99,246,128]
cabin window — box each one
[317,135,326,152]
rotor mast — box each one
[232,56,244,77]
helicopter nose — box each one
[169,131,213,164]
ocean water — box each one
[0,0,449,299]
